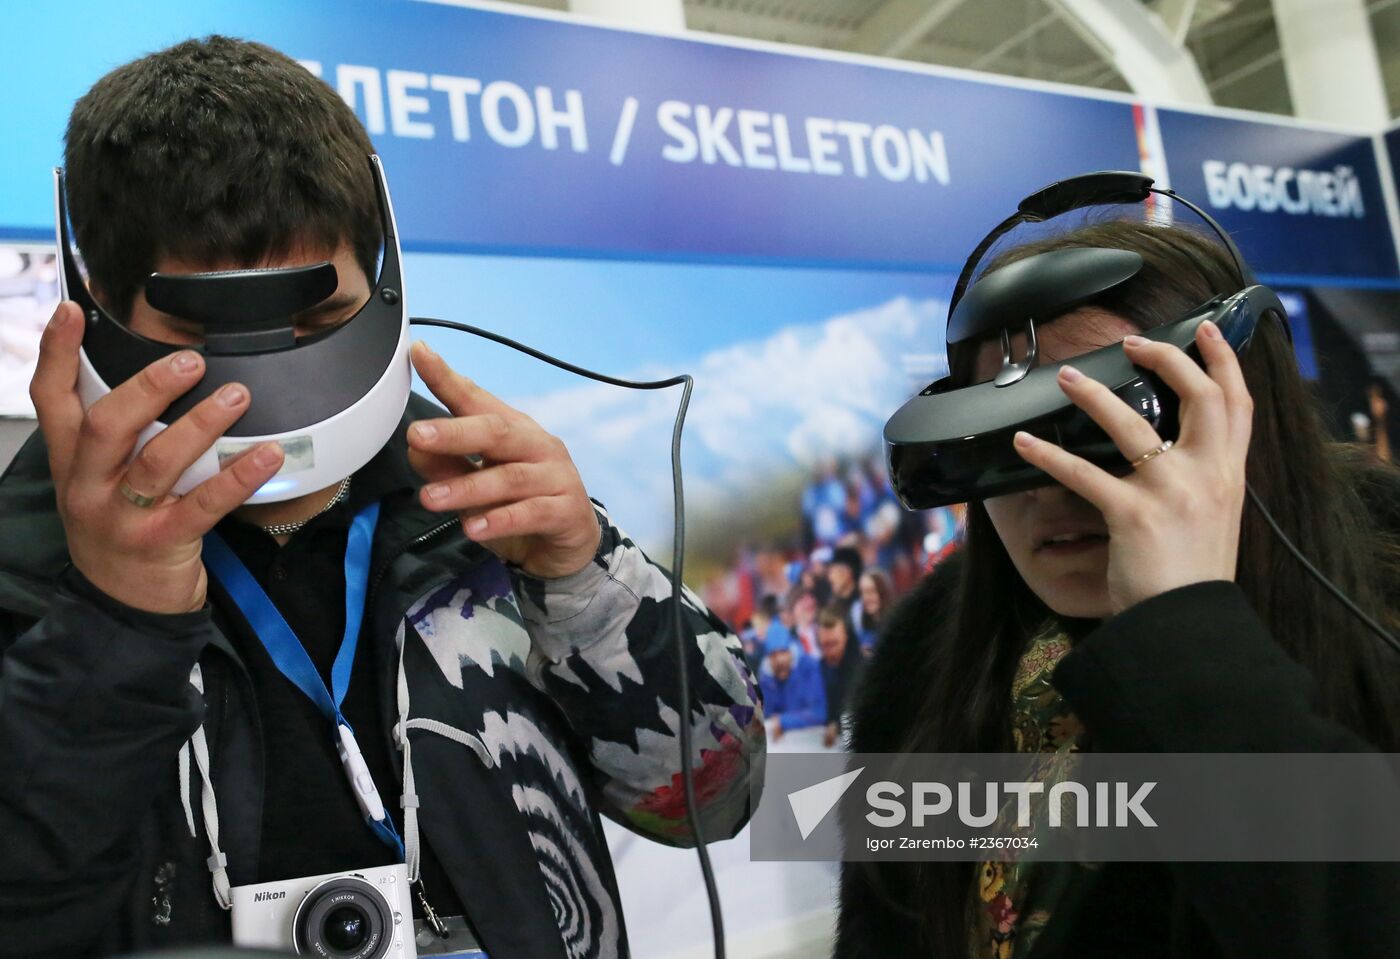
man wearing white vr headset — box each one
[0,36,764,959]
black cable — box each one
[1245,482,1400,655]
[410,317,727,958]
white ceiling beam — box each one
[1047,0,1213,104]
[849,0,970,58]
[568,0,684,32]
[1275,0,1388,126]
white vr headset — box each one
[53,155,411,504]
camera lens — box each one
[292,875,395,959]
[323,906,369,952]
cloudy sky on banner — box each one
[502,299,946,546]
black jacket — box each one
[836,474,1400,958]
[0,394,766,959]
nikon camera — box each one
[231,863,415,959]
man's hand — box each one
[767,715,784,743]
[30,302,284,614]
[823,721,839,748]
[407,342,601,579]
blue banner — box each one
[1157,109,1397,282]
[0,0,1392,281]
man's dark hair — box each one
[757,594,780,620]
[64,35,380,319]
[830,546,863,579]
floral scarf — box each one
[970,622,1100,959]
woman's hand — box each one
[1011,319,1253,616]
[407,342,601,579]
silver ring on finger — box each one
[1129,440,1174,469]
[118,478,160,508]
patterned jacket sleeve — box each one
[510,502,766,848]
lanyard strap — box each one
[203,500,405,859]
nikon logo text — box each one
[253,891,287,902]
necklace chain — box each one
[258,475,353,537]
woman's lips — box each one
[1033,533,1110,555]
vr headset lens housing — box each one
[53,155,412,504]
[883,171,1288,510]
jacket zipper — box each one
[366,519,460,610]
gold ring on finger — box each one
[1129,440,1174,469]
[118,479,160,508]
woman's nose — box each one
[1024,482,1072,504]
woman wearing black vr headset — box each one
[837,216,1400,959]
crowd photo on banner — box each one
[698,453,964,748]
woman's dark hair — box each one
[64,35,381,320]
[894,218,1400,955]
[858,568,894,632]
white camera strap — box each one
[392,619,496,887]
[178,663,233,910]
[394,621,423,885]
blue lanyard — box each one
[203,501,405,860]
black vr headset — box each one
[883,170,1287,511]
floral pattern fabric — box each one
[971,623,1099,959]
